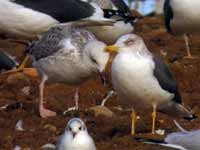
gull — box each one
[56,118,96,150]
[164,0,200,58]
[84,0,136,44]
[105,34,195,134]
[0,0,124,75]
[136,121,200,150]
[25,21,110,118]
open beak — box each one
[104,45,119,53]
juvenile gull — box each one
[105,34,195,134]
[164,0,200,58]
[56,118,96,150]
[26,22,110,118]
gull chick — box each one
[105,34,195,134]
[56,118,96,150]
[26,23,110,118]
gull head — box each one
[105,34,146,53]
[66,118,87,139]
[83,40,110,73]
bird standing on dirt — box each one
[26,22,110,118]
[164,0,200,58]
[105,34,195,134]
[56,118,96,150]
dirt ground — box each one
[0,15,200,150]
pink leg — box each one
[39,75,56,118]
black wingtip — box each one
[103,9,142,24]
[183,114,197,121]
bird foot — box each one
[183,55,198,59]
[40,107,56,118]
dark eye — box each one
[69,127,72,131]
[79,126,82,130]
[125,39,135,46]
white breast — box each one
[170,0,200,35]
[0,0,58,39]
[111,51,173,108]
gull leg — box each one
[183,34,196,59]
[131,108,136,135]
[63,88,79,114]
[101,90,114,106]
[74,88,79,110]
[152,105,157,134]
[39,74,56,118]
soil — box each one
[0,15,200,150]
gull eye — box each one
[69,127,72,131]
[125,39,135,46]
[79,126,82,130]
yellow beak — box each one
[104,45,119,53]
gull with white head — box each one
[56,118,96,150]
[105,34,195,134]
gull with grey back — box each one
[105,34,195,134]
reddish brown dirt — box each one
[0,16,200,150]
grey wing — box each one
[26,27,67,61]
[165,130,200,150]
[153,56,182,104]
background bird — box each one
[0,50,18,73]
[105,34,195,134]
[0,0,118,74]
[136,121,200,150]
[164,0,200,58]
[56,118,96,150]
[84,0,137,44]
[26,22,110,118]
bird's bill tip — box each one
[104,45,119,53]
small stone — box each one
[44,124,57,132]
[89,106,114,118]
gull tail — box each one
[159,101,196,121]
[0,51,18,72]
[135,137,187,150]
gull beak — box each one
[23,68,39,78]
[72,132,77,138]
[104,45,119,53]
